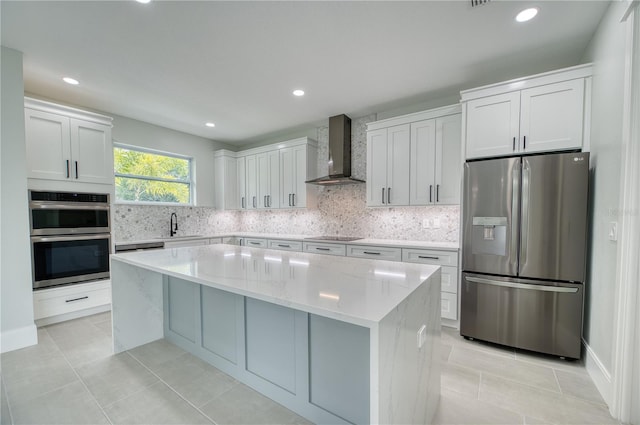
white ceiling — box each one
[1,1,609,146]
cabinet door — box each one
[465,92,520,159]
[386,124,410,206]
[25,109,71,181]
[245,155,258,209]
[519,79,584,153]
[291,144,308,208]
[366,128,388,206]
[435,113,462,204]
[279,147,295,208]
[69,119,113,184]
[237,156,247,209]
[257,150,280,209]
[409,119,436,205]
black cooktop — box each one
[305,236,362,242]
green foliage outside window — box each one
[114,146,191,204]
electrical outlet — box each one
[609,221,618,241]
[433,218,441,229]
[422,218,430,229]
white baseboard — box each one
[0,323,38,353]
[583,339,613,407]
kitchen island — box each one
[111,244,441,425]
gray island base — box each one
[111,244,441,424]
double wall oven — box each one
[29,190,111,290]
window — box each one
[114,144,192,204]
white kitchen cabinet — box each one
[462,64,591,159]
[25,98,113,186]
[214,151,238,210]
[244,238,268,248]
[33,279,111,323]
[366,124,411,206]
[303,242,347,256]
[237,156,247,209]
[409,114,462,205]
[268,239,303,252]
[279,143,317,209]
[245,154,258,210]
[346,245,402,262]
[257,150,280,209]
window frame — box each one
[113,142,195,206]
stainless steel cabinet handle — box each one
[263,196,267,207]
[289,194,292,207]
[75,161,78,179]
[292,193,295,207]
[363,251,381,255]
[267,195,271,207]
[66,296,89,303]
[418,255,439,260]
[277,244,290,248]
[253,196,257,208]
[241,197,245,209]
[382,188,385,204]
[66,160,70,178]
[429,185,433,203]
[315,247,330,251]
[513,137,516,151]
[523,135,527,150]
[249,241,260,245]
[466,276,578,293]
[436,184,440,202]
[387,187,391,204]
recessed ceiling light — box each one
[516,7,538,22]
[136,0,151,4]
[205,122,215,128]
[62,77,79,85]
[293,89,305,97]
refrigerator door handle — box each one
[510,160,520,271]
[466,276,579,293]
[521,159,531,268]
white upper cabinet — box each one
[462,64,591,159]
[279,143,317,208]
[366,124,411,206]
[410,114,462,205]
[367,104,463,207]
[257,150,280,209]
[24,98,113,186]
[214,138,317,211]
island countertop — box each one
[111,243,440,328]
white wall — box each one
[111,114,234,207]
[0,46,37,352]
[581,1,628,398]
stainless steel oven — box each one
[29,190,111,289]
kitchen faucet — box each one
[170,212,178,237]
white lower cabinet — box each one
[164,238,209,248]
[268,240,303,252]
[33,280,111,322]
[401,248,459,321]
[346,245,402,262]
[303,242,346,256]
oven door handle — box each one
[29,203,110,210]
[31,234,112,243]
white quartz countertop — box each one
[111,244,440,327]
[115,232,459,251]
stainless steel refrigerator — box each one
[461,151,589,359]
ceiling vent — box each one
[471,0,491,7]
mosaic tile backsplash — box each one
[113,114,460,243]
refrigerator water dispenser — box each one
[471,217,507,256]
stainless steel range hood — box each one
[306,114,365,186]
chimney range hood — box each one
[306,114,365,186]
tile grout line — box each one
[47,325,115,425]
[1,376,15,425]
[551,368,563,395]
[125,350,221,425]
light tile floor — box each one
[0,312,619,425]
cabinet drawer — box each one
[441,292,458,321]
[209,238,223,244]
[441,266,458,294]
[164,239,209,248]
[244,238,268,248]
[303,242,346,256]
[268,239,303,252]
[33,280,111,320]
[346,245,402,262]
[402,248,459,267]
